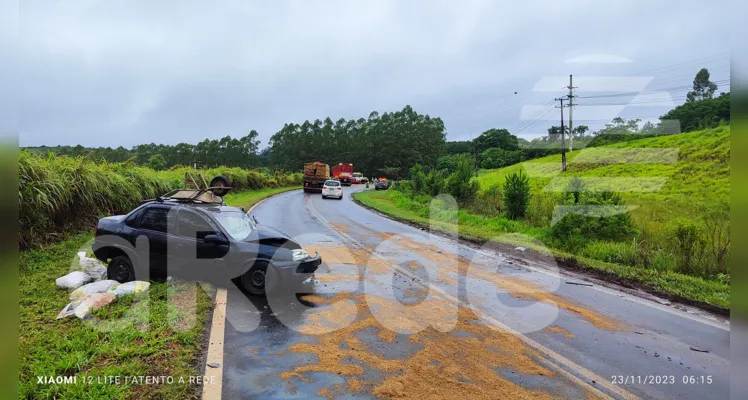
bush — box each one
[425,169,446,196]
[526,193,555,227]
[445,158,478,205]
[437,153,472,174]
[503,170,530,219]
[480,148,523,169]
[551,191,637,242]
[469,185,503,216]
[701,201,730,275]
[566,176,585,205]
[147,154,167,171]
[409,164,427,195]
[673,220,706,276]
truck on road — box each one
[351,172,367,184]
[303,162,330,193]
[331,162,354,186]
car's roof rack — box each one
[140,172,232,205]
[162,187,231,204]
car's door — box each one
[134,205,176,279]
[171,208,229,281]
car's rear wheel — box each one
[239,261,277,296]
[108,255,135,283]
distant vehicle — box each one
[92,184,321,296]
[375,179,389,190]
[303,162,330,193]
[321,180,343,200]
[331,162,354,186]
[351,172,368,184]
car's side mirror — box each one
[204,233,228,245]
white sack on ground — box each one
[79,254,107,281]
[70,280,120,301]
[108,281,150,298]
[55,271,92,290]
[73,293,116,319]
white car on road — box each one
[321,180,343,199]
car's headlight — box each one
[292,249,309,261]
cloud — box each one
[10,0,731,147]
[566,54,633,64]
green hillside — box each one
[476,126,730,229]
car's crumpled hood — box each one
[242,225,300,249]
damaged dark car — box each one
[92,195,321,296]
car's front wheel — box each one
[239,261,277,296]
[108,255,135,283]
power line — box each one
[576,80,730,99]
[512,99,556,133]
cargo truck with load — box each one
[303,162,330,193]
[331,162,354,186]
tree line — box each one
[27,131,262,170]
[267,105,446,178]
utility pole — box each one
[567,74,576,152]
[555,97,567,171]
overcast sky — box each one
[8,0,731,148]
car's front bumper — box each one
[272,253,322,282]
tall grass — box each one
[18,151,302,249]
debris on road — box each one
[56,271,92,290]
[689,346,709,353]
[73,293,116,319]
[108,281,151,298]
[70,280,120,301]
[514,246,527,251]
[565,281,594,287]
[207,362,220,368]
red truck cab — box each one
[331,163,354,186]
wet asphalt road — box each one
[221,187,729,400]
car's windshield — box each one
[212,211,256,240]
[325,180,340,186]
[352,173,362,177]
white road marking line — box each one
[307,195,636,400]
[202,287,226,400]
[202,189,300,400]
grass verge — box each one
[19,232,213,399]
[353,189,729,313]
[19,187,298,399]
